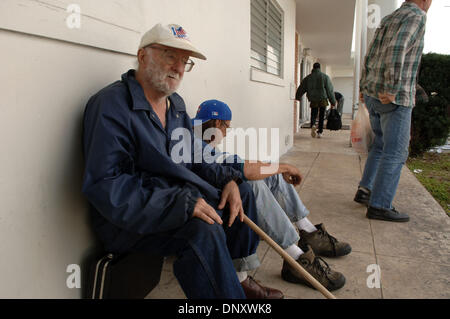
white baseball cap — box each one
[139,23,207,60]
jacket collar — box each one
[121,69,186,113]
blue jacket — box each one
[82,70,242,252]
[195,140,246,179]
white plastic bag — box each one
[351,103,374,153]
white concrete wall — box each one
[0,0,297,297]
[367,0,399,47]
[0,29,137,298]
[139,0,298,159]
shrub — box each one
[410,53,450,157]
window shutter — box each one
[251,0,283,76]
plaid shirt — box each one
[360,2,427,107]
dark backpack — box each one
[326,109,342,131]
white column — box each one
[302,58,308,123]
[351,0,398,146]
[367,0,399,46]
[302,49,313,124]
[352,0,368,120]
[354,0,398,116]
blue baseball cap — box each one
[191,99,232,126]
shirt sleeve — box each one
[190,138,243,189]
[383,14,425,95]
[359,50,371,93]
[296,78,307,100]
[82,95,202,235]
[216,154,246,180]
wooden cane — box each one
[243,215,337,299]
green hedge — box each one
[410,53,450,156]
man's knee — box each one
[247,179,266,195]
[383,149,409,164]
[237,182,259,225]
[182,218,226,245]
[238,181,255,200]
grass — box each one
[406,152,450,216]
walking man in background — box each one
[354,0,432,222]
[296,62,336,139]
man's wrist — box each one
[279,163,290,174]
[233,177,243,185]
[222,173,243,188]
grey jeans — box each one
[337,97,344,116]
[233,174,310,272]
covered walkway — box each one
[148,118,450,299]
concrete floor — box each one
[147,122,450,299]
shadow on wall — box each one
[74,105,109,298]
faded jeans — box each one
[359,95,412,210]
[245,174,310,251]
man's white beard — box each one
[146,58,181,96]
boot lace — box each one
[319,228,338,256]
[312,256,332,279]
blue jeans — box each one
[131,182,260,299]
[245,174,309,250]
[359,95,412,210]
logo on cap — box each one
[171,26,188,39]
[212,111,219,116]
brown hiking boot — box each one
[298,224,352,257]
[281,245,346,291]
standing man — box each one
[354,0,432,222]
[296,63,336,138]
[335,92,344,116]
[82,23,282,299]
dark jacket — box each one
[82,70,242,252]
[296,69,336,107]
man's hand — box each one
[378,92,396,104]
[218,180,244,227]
[192,198,223,225]
[281,164,303,186]
[359,92,364,103]
[330,104,336,109]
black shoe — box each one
[354,188,371,206]
[366,206,410,222]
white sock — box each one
[295,217,317,233]
[236,271,248,283]
[285,244,304,260]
